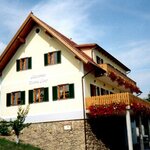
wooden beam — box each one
[44,29,53,38]
[17,36,25,43]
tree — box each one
[145,92,150,102]
[10,105,30,144]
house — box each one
[0,12,150,150]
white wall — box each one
[82,49,127,74]
[0,26,85,123]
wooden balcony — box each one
[99,63,136,85]
[86,93,150,116]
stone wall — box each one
[1,119,110,150]
[20,120,85,150]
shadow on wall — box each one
[86,116,128,150]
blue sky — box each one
[0,0,150,98]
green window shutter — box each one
[44,53,48,66]
[69,84,74,98]
[97,87,100,96]
[6,93,11,107]
[57,51,61,64]
[29,90,33,104]
[16,60,20,71]
[90,84,96,96]
[52,86,58,101]
[44,88,49,102]
[28,57,32,69]
[21,91,25,105]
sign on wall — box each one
[29,74,48,85]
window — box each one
[16,57,32,71]
[96,56,103,64]
[29,87,49,103]
[90,84,100,96]
[6,91,25,107]
[101,88,109,95]
[44,51,61,66]
[90,84,111,96]
[52,84,74,100]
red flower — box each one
[89,103,127,117]
[89,101,150,117]
[117,77,124,86]
[109,72,117,81]
[124,82,130,89]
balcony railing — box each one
[86,93,150,114]
[99,63,136,85]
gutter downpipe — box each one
[82,68,95,150]
[91,48,95,61]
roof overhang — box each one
[76,43,131,72]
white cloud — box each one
[115,40,150,70]
[0,1,28,33]
[134,70,150,98]
[0,0,105,47]
[32,0,105,43]
[114,40,150,98]
[0,0,106,53]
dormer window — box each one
[96,56,103,64]
[44,51,61,66]
[16,57,32,71]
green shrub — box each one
[0,120,11,136]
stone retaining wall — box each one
[21,120,85,150]
[1,119,109,150]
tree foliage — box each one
[10,105,30,136]
[0,105,30,144]
[0,120,11,136]
[145,92,150,102]
[10,105,30,143]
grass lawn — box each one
[0,138,41,150]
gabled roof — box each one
[0,12,128,76]
[76,43,130,72]
[0,12,98,75]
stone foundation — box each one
[1,119,110,150]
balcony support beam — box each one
[126,107,133,150]
[139,115,144,150]
[148,119,150,147]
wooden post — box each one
[126,106,133,150]
[148,119,150,147]
[139,115,144,150]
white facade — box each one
[0,14,134,124]
[0,26,85,123]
